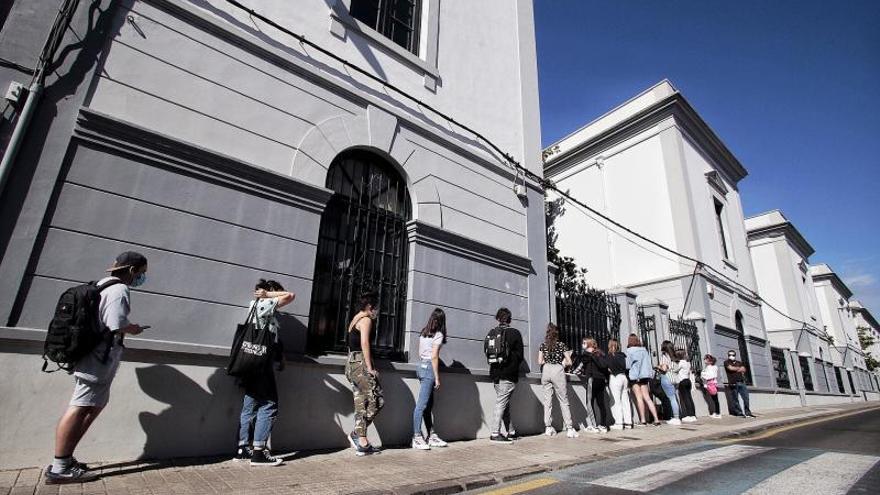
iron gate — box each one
[308,150,411,358]
[555,287,621,354]
[770,347,791,389]
[668,316,702,373]
[637,306,659,364]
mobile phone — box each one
[139,325,151,330]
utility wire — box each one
[222,0,828,335]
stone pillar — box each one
[787,348,807,407]
[547,263,558,324]
[608,286,638,344]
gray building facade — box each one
[0,0,552,469]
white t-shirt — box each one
[419,332,444,360]
[248,297,281,344]
[701,364,718,381]
[677,360,692,382]
[74,277,131,384]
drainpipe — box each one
[0,82,43,197]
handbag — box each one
[706,378,718,395]
[227,301,274,377]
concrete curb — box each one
[388,404,880,495]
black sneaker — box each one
[490,434,512,443]
[232,446,253,462]
[745,413,757,418]
[507,431,519,440]
[71,457,89,471]
[249,449,282,466]
[44,465,99,484]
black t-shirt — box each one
[489,326,524,383]
[725,359,745,383]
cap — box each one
[106,251,148,272]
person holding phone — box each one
[46,252,150,484]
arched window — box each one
[734,311,753,385]
[308,149,411,358]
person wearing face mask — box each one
[724,350,754,418]
[345,291,385,455]
[233,279,295,466]
[45,252,149,484]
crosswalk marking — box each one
[589,445,771,492]
[743,452,880,495]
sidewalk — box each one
[3,402,878,495]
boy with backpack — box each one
[484,307,523,443]
[44,252,149,484]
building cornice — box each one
[74,108,334,214]
[745,221,815,259]
[544,92,748,185]
[406,221,533,276]
[810,266,853,300]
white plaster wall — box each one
[551,133,678,290]
[749,239,791,330]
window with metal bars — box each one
[637,306,658,365]
[799,356,814,391]
[350,0,422,54]
[770,347,791,389]
[668,316,702,373]
[307,150,411,359]
[834,366,845,393]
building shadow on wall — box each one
[430,360,483,442]
[271,372,353,459]
[372,366,416,448]
[563,379,589,431]
[136,365,239,460]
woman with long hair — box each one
[606,339,633,429]
[579,337,610,432]
[625,333,661,426]
[538,323,578,438]
[234,279,295,466]
[345,291,384,456]
[412,308,449,450]
[701,354,721,418]
[675,349,697,422]
[658,340,682,425]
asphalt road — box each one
[468,408,880,495]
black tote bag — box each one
[227,301,273,377]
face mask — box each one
[131,272,147,287]
[581,345,588,351]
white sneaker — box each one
[711,413,722,419]
[609,424,624,430]
[566,428,579,438]
[667,418,682,425]
[544,426,556,436]
[682,416,697,423]
[411,436,431,450]
[427,433,447,448]
[584,426,599,433]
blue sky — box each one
[535,0,880,313]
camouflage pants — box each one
[345,352,384,437]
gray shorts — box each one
[70,376,112,408]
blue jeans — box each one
[413,360,436,436]
[728,382,751,416]
[239,389,278,448]
[659,375,680,419]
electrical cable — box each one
[221,0,828,336]
[0,57,36,75]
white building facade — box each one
[810,264,876,396]
[851,301,880,390]
[746,210,857,400]
[543,81,779,410]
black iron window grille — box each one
[847,370,856,394]
[799,356,814,391]
[815,359,831,392]
[350,0,422,54]
[734,312,753,386]
[668,316,702,373]
[555,287,621,357]
[835,367,845,393]
[770,347,790,389]
[308,150,411,359]
[637,306,659,365]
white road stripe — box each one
[590,445,772,492]
[744,452,880,495]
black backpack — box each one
[42,279,121,373]
[484,325,510,364]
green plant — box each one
[545,193,589,295]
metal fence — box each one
[770,347,791,389]
[556,287,621,354]
[668,316,702,373]
[637,306,659,364]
